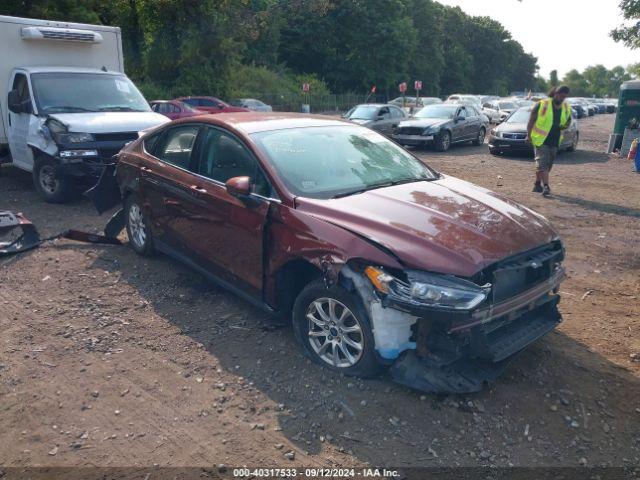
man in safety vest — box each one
[526,85,572,197]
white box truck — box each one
[0,15,168,202]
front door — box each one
[7,72,34,171]
[451,106,468,141]
[179,126,272,295]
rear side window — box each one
[143,132,162,154]
[155,125,200,170]
[199,98,216,107]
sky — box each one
[436,0,638,78]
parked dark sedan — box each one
[344,103,407,135]
[488,106,579,155]
[100,112,565,393]
[393,104,488,151]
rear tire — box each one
[472,127,486,146]
[435,131,451,152]
[125,194,155,256]
[33,155,75,203]
[292,279,384,378]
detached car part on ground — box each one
[92,112,565,394]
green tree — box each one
[611,0,640,49]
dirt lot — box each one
[1,114,639,470]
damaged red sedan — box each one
[110,113,564,393]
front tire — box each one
[292,279,383,378]
[435,131,451,152]
[567,133,578,152]
[489,146,501,155]
[33,155,75,203]
[125,194,155,256]
[472,127,486,146]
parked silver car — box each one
[230,98,273,112]
[344,103,407,135]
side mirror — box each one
[225,176,251,197]
[8,89,31,114]
[376,115,385,120]
[454,115,465,122]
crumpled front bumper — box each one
[373,267,564,393]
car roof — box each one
[187,112,353,134]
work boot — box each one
[532,182,543,193]
[542,184,551,197]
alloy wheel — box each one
[128,203,147,249]
[306,298,364,368]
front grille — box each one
[94,132,139,142]
[473,242,563,304]
[398,127,425,136]
[502,132,526,140]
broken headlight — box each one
[365,266,490,311]
[47,119,95,144]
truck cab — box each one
[0,15,168,203]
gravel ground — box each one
[0,114,639,469]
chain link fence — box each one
[257,93,392,114]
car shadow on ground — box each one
[84,243,640,466]
[553,194,640,218]
[490,149,609,165]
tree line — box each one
[2,0,637,101]
[1,0,542,100]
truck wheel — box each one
[435,131,451,152]
[292,279,384,378]
[125,194,155,256]
[33,156,75,203]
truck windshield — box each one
[31,73,151,114]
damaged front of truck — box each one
[15,67,168,202]
[289,175,564,394]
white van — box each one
[0,15,168,202]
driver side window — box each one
[12,73,30,103]
[197,127,272,197]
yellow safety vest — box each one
[530,98,571,147]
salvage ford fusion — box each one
[108,112,564,393]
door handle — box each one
[190,185,207,194]
[140,166,153,173]
[164,198,181,208]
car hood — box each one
[48,112,169,134]
[398,118,449,129]
[296,176,557,277]
[496,122,527,133]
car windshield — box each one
[31,73,150,113]
[251,125,438,199]
[414,105,457,119]
[347,105,380,120]
[499,101,517,110]
[506,108,531,123]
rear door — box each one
[466,106,482,138]
[7,72,35,171]
[138,123,202,251]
